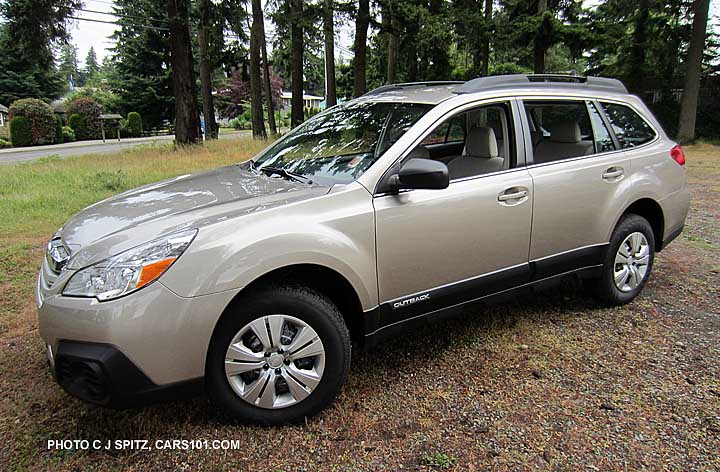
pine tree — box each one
[58,43,79,90]
[198,0,219,139]
[250,0,267,139]
[290,0,304,128]
[352,0,370,97]
[84,47,101,82]
[167,0,202,145]
[110,0,174,131]
[677,0,712,143]
[0,0,80,103]
[323,0,337,106]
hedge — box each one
[9,116,32,147]
[54,115,63,144]
[127,112,143,138]
[66,97,104,140]
[8,98,56,145]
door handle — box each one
[602,167,624,181]
[497,188,529,202]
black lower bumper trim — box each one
[54,341,203,409]
[660,224,684,251]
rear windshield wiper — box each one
[258,166,313,185]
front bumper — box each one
[38,272,237,395]
[52,341,203,408]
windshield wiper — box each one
[258,166,313,185]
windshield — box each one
[254,101,431,185]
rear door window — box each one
[600,102,656,148]
[523,101,594,163]
[588,102,616,153]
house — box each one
[280,92,325,111]
[0,104,8,127]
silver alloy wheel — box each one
[613,232,651,292]
[224,314,325,409]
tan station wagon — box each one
[37,75,690,424]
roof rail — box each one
[363,81,465,97]
[453,74,628,95]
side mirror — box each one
[389,158,450,191]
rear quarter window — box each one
[600,102,656,149]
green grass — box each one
[0,137,268,334]
[0,139,266,240]
[421,451,455,468]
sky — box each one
[70,0,720,69]
[70,0,356,67]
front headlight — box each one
[63,229,197,301]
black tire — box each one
[206,285,351,425]
[590,214,655,306]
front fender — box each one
[161,183,378,310]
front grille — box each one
[56,358,109,404]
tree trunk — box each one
[677,0,710,143]
[250,0,266,139]
[324,0,337,107]
[481,0,492,77]
[534,0,548,74]
[627,0,650,94]
[167,0,201,145]
[353,0,370,97]
[290,0,304,128]
[198,0,218,140]
[383,0,398,83]
[257,1,277,136]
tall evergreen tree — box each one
[58,43,79,91]
[260,3,278,135]
[677,0,712,143]
[323,0,338,106]
[290,0,304,127]
[111,0,174,131]
[0,0,81,103]
[198,0,219,140]
[353,0,370,97]
[250,0,267,139]
[84,47,101,80]
[167,0,202,144]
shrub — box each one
[127,112,143,137]
[54,115,63,144]
[66,97,104,140]
[8,98,56,145]
[68,114,82,135]
[9,116,32,147]
[118,119,132,138]
[62,126,76,143]
[0,126,8,140]
[0,138,11,148]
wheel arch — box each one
[212,264,368,347]
[615,198,665,251]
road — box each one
[0,131,252,164]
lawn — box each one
[0,140,718,471]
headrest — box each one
[551,121,581,143]
[464,126,498,158]
[407,145,430,159]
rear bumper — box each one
[52,341,202,408]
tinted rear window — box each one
[600,103,656,149]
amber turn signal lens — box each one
[137,258,177,288]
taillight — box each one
[670,145,686,166]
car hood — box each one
[62,164,329,269]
